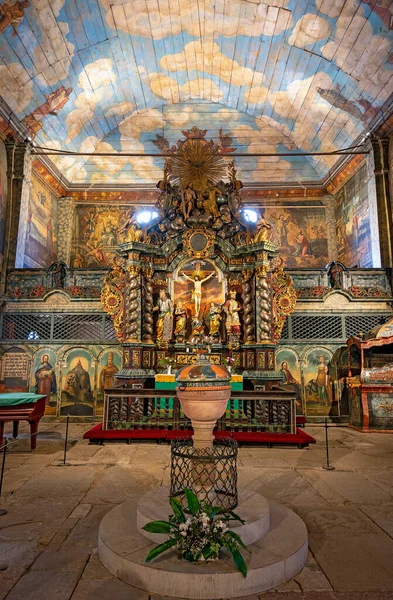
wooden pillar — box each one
[57,197,74,265]
[0,139,32,292]
[371,137,393,268]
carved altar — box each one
[101,127,296,388]
[347,316,393,431]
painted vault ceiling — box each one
[0,0,393,187]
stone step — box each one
[98,488,308,599]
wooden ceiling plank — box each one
[0,17,35,76]
[106,36,138,124]
[214,0,226,101]
[112,3,148,111]
[137,0,166,107]
[229,2,258,112]
[158,0,182,105]
[220,0,242,108]
[185,0,203,100]
[249,5,279,117]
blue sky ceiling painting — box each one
[0,0,392,185]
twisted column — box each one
[125,265,141,341]
[142,268,154,343]
[256,265,271,341]
[242,269,255,344]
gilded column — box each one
[125,265,141,342]
[256,263,271,342]
[242,269,255,344]
[142,267,154,343]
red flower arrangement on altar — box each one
[31,285,46,297]
[69,285,83,296]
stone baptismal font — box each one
[98,352,308,598]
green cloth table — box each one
[0,393,46,407]
[0,393,47,450]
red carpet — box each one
[83,423,315,447]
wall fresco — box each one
[60,348,95,416]
[71,204,134,267]
[96,349,122,417]
[30,349,58,416]
[23,173,58,268]
[0,139,7,273]
[262,206,329,268]
[275,348,303,415]
[304,348,335,417]
[335,163,375,267]
[0,347,29,392]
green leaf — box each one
[170,497,186,522]
[225,530,249,552]
[230,547,248,578]
[145,538,177,563]
[228,510,245,524]
[184,488,200,516]
[142,520,173,534]
[211,506,226,517]
[202,544,217,560]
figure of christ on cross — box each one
[180,264,216,317]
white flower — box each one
[180,531,187,537]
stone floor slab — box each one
[309,533,393,591]
[31,550,90,574]
[61,504,117,552]
[359,503,393,538]
[295,506,382,536]
[83,465,157,505]
[6,571,80,600]
[0,542,41,570]
[13,466,103,499]
[81,552,113,580]
[71,578,149,599]
[301,470,393,505]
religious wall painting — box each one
[262,206,329,268]
[30,348,58,416]
[60,349,95,416]
[0,139,7,273]
[0,347,30,392]
[335,164,373,267]
[71,205,140,268]
[275,349,303,415]
[173,259,226,342]
[96,349,122,417]
[23,173,58,268]
[303,348,334,417]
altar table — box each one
[0,393,47,450]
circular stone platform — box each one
[98,488,308,599]
[137,487,270,546]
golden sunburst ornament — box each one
[168,138,228,192]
